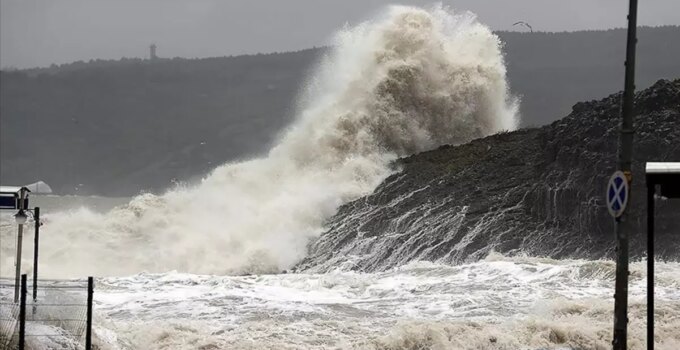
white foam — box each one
[89,256,680,349]
[3,4,517,278]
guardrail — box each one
[0,275,93,350]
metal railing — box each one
[0,275,93,350]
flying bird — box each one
[513,21,533,33]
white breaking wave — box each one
[86,256,679,349]
[6,5,517,277]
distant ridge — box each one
[5,26,677,72]
[1,26,679,196]
[12,47,325,76]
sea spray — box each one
[92,257,680,349]
[5,5,518,277]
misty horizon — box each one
[3,25,680,71]
[2,0,680,69]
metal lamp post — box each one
[14,188,28,303]
[12,205,41,303]
[2,185,46,303]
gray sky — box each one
[2,0,679,69]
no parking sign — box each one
[607,170,630,218]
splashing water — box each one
[88,256,679,349]
[1,5,517,278]
[3,6,680,350]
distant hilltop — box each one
[1,26,679,196]
[11,47,323,76]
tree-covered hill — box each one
[1,27,679,196]
[1,50,318,195]
[502,26,680,126]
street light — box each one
[10,207,41,302]
[14,209,28,225]
[1,185,44,303]
[12,188,29,303]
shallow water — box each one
[3,197,679,349]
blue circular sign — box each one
[607,171,629,218]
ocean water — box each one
[89,257,679,349]
[2,234,679,349]
[1,5,677,349]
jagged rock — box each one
[296,79,680,273]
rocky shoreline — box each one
[297,79,680,272]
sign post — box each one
[607,171,630,219]
[612,0,638,348]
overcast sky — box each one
[2,0,679,69]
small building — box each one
[0,186,30,210]
[0,182,51,210]
[646,162,680,198]
[150,44,158,60]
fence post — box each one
[32,207,40,302]
[647,183,655,350]
[86,276,93,350]
[19,274,27,350]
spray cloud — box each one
[24,5,518,277]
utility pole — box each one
[612,0,638,349]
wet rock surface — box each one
[297,79,680,272]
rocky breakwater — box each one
[296,79,680,272]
